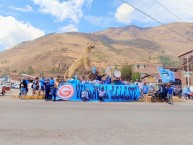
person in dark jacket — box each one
[31,78,39,96]
[44,79,51,101]
[19,79,27,99]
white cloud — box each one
[115,3,134,24]
[0,15,44,49]
[115,0,193,25]
[9,5,33,12]
[59,24,78,32]
[33,0,93,23]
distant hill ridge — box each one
[0,22,192,75]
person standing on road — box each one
[183,86,188,100]
[139,81,144,101]
[31,78,39,96]
[142,83,149,103]
[167,85,174,105]
[39,76,45,96]
[19,79,27,99]
[49,77,55,101]
[44,79,51,101]
[25,78,30,95]
[53,78,59,101]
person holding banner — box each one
[142,83,149,103]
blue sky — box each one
[0,0,193,51]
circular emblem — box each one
[57,84,74,100]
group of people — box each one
[19,76,61,101]
[138,82,176,105]
[18,73,190,104]
[81,87,109,102]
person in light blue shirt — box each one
[39,76,45,95]
[142,83,149,103]
[49,77,55,87]
[183,86,188,100]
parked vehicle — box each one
[11,84,20,89]
[0,83,6,96]
[148,83,159,96]
[189,86,193,99]
[151,90,168,103]
[3,82,11,91]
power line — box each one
[120,0,193,42]
[137,0,177,23]
[153,0,184,22]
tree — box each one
[131,72,141,82]
[27,66,35,75]
[160,55,179,67]
[5,67,10,74]
[50,67,60,74]
[121,64,133,81]
[160,55,172,66]
[12,69,17,73]
[39,71,45,77]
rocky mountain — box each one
[0,22,192,75]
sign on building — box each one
[183,71,192,78]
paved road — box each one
[1,92,193,145]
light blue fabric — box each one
[40,78,45,87]
[142,85,149,94]
[49,79,55,86]
[158,67,175,83]
[56,83,140,102]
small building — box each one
[133,63,162,83]
[179,50,193,87]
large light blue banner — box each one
[158,67,175,83]
[56,83,140,102]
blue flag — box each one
[158,67,175,83]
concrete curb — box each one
[12,95,44,100]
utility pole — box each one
[187,55,190,87]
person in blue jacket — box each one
[167,85,174,105]
[39,76,45,96]
[49,77,55,101]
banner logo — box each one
[57,84,74,100]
